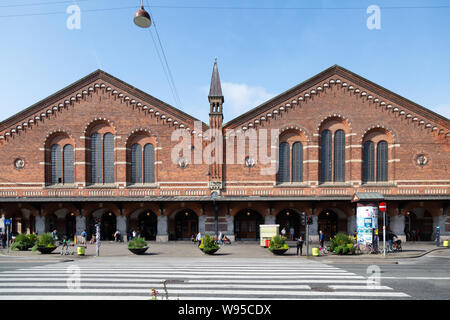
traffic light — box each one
[306,216,313,225]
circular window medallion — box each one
[415,154,428,167]
[244,156,256,168]
[14,158,25,170]
[177,157,188,169]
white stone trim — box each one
[114,162,129,165]
[388,159,400,162]
[346,159,363,163]
[304,160,320,163]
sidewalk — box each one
[1,240,448,263]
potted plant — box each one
[10,233,37,251]
[32,233,57,254]
[329,233,357,255]
[199,234,220,255]
[128,237,149,255]
[268,235,289,255]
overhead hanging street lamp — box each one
[134,0,151,28]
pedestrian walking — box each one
[281,227,286,237]
[1,232,5,248]
[114,230,121,242]
[296,236,304,256]
[319,230,325,249]
[289,227,294,240]
[387,230,398,252]
[195,232,202,246]
[81,230,87,245]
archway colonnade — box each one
[0,201,448,242]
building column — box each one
[156,215,168,242]
[265,215,275,224]
[226,214,234,242]
[390,215,406,243]
[35,215,45,235]
[347,215,356,234]
[199,215,206,234]
[309,216,319,243]
[76,215,86,236]
[116,215,127,239]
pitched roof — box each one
[223,64,450,130]
[0,69,207,133]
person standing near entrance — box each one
[281,227,286,237]
[296,236,304,256]
[319,230,325,249]
[290,227,294,240]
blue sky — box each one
[0,0,449,124]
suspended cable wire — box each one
[144,0,182,108]
[2,3,450,18]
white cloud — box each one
[221,82,275,117]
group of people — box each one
[191,232,231,246]
[280,226,296,241]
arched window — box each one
[143,143,155,183]
[131,144,142,184]
[63,144,74,184]
[377,140,388,181]
[292,142,303,182]
[103,133,114,183]
[278,142,290,183]
[334,130,345,182]
[91,133,102,183]
[50,143,74,185]
[51,144,62,184]
[320,130,332,182]
[362,141,375,183]
[90,132,114,184]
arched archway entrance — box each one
[175,210,198,240]
[318,210,338,240]
[234,209,264,240]
[405,210,433,241]
[101,212,116,241]
[65,213,76,239]
[276,209,304,240]
[138,211,157,240]
[45,213,57,233]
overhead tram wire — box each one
[2,3,450,18]
[144,0,182,109]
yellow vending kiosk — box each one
[260,224,280,247]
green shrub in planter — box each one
[269,235,289,253]
[11,233,37,251]
[199,234,219,254]
[329,233,356,255]
[35,233,56,248]
[128,237,148,249]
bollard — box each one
[312,247,319,256]
[77,246,85,256]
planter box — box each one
[37,247,57,254]
[200,247,219,255]
[270,248,288,255]
[128,247,149,255]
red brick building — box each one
[0,63,449,242]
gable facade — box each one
[0,65,449,243]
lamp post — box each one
[134,0,152,28]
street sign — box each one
[4,219,11,226]
[379,202,387,212]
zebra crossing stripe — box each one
[0,288,409,297]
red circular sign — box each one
[379,202,387,212]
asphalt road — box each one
[331,252,450,299]
[0,251,449,300]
